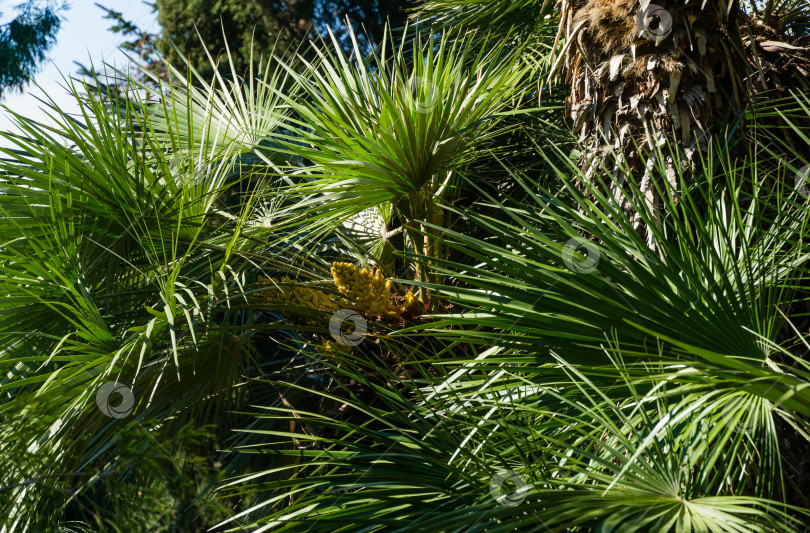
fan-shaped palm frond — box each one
[262,23,528,252]
[411,137,808,361]
[210,335,810,531]
[0,70,318,528]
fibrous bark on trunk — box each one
[553,0,749,247]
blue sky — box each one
[0,1,159,140]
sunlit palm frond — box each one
[264,24,529,237]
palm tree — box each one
[0,0,809,531]
[261,26,529,306]
[0,66,310,529]
[421,0,810,245]
[211,107,810,529]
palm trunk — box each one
[553,0,748,247]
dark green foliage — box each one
[0,0,64,98]
[154,0,315,78]
[154,0,412,75]
[98,1,413,82]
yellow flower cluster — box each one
[258,276,340,325]
[259,264,419,324]
[403,289,417,310]
[331,262,400,317]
